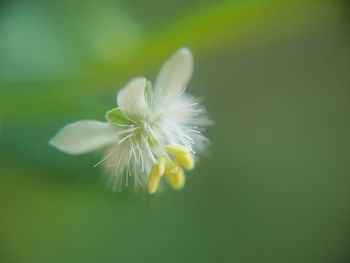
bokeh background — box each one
[1,0,350,262]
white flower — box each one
[50,47,212,193]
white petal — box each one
[49,120,118,154]
[154,47,193,109]
[117,77,149,116]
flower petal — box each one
[117,77,149,117]
[49,120,118,154]
[154,47,193,109]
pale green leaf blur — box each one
[1,0,350,263]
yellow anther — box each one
[166,144,190,155]
[165,145,194,170]
[157,156,165,176]
[175,153,194,170]
[148,170,160,194]
[165,162,185,190]
[147,157,166,194]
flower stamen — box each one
[165,161,185,190]
[147,157,165,193]
[166,144,194,170]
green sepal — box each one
[105,107,132,126]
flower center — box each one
[125,113,163,147]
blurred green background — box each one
[1,0,350,262]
